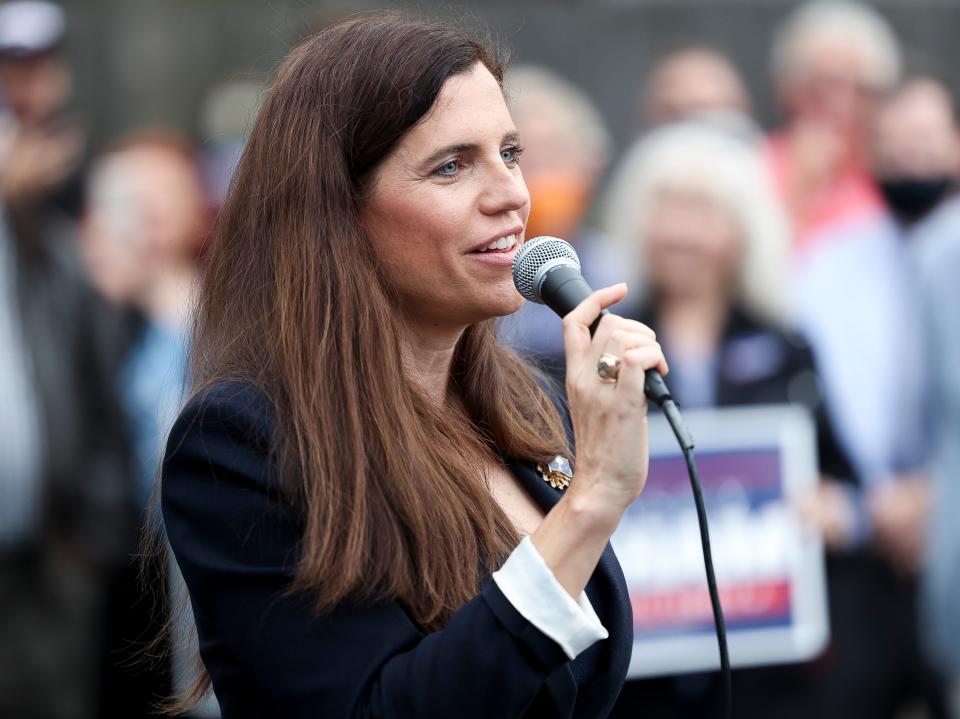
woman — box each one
[602,121,854,718]
[83,131,208,503]
[603,120,850,476]
[83,131,213,716]
[159,15,667,718]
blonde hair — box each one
[772,0,902,90]
[601,120,791,322]
[505,64,612,174]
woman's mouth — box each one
[471,234,519,253]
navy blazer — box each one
[161,381,633,718]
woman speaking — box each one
[160,14,667,718]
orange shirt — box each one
[764,131,884,254]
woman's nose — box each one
[479,160,530,216]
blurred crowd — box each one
[1,0,958,717]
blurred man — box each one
[641,46,751,129]
[0,2,132,718]
[875,78,960,712]
[872,77,960,228]
[919,214,960,718]
[791,74,959,718]
[767,0,902,252]
[866,77,960,581]
[500,65,618,377]
[0,0,83,223]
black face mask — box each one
[877,177,955,224]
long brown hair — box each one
[169,11,570,709]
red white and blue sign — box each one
[612,405,830,677]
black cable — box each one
[661,398,732,719]
[515,238,732,713]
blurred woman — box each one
[604,121,828,418]
[81,131,210,718]
[82,131,208,502]
[602,121,855,718]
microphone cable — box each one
[660,399,731,719]
[513,236,731,719]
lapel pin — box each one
[536,455,573,490]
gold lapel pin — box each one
[537,455,573,490]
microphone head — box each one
[512,236,581,303]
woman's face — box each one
[363,63,530,329]
[81,147,204,304]
[643,185,742,302]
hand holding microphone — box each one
[517,239,728,719]
[513,236,670,510]
[558,282,668,509]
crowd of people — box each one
[0,0,958,717]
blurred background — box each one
[2,0,960,717]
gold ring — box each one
[597,353,621,384]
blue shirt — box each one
[791,209,936,488]
[914,199,960,676]
[120,320,188,506]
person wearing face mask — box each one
[788,72,960,719]
[793,73,960,560]
[886,76,960,713]
[872,77,959,225]
[498,65,621,381]
[81,131,213,718]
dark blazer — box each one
[161,381,633,718]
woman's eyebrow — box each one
[421,143,475,169]
[419,131,521,169]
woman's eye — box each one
[435,159,459,177]
[501,145,525,165]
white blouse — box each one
[492,535,609,660]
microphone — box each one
[512,235,674,409]
[514,239,729,718]
[515,237,728,713]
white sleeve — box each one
[492,535,609,660]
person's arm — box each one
[162,385,591,719]
[532,283,667,598]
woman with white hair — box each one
[603,121,857,718]
[604,121,831,413]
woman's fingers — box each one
[616,345,670,398]
[558,291,668,511]
[562,284,661,381]
[597,329,666,381]
[561,284,628,369]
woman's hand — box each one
[562,283,668,518]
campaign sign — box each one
[611,405,830,678]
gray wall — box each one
[58,0,960,155]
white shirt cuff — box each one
[492,535,609,660]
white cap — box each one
[0,0,65,58]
